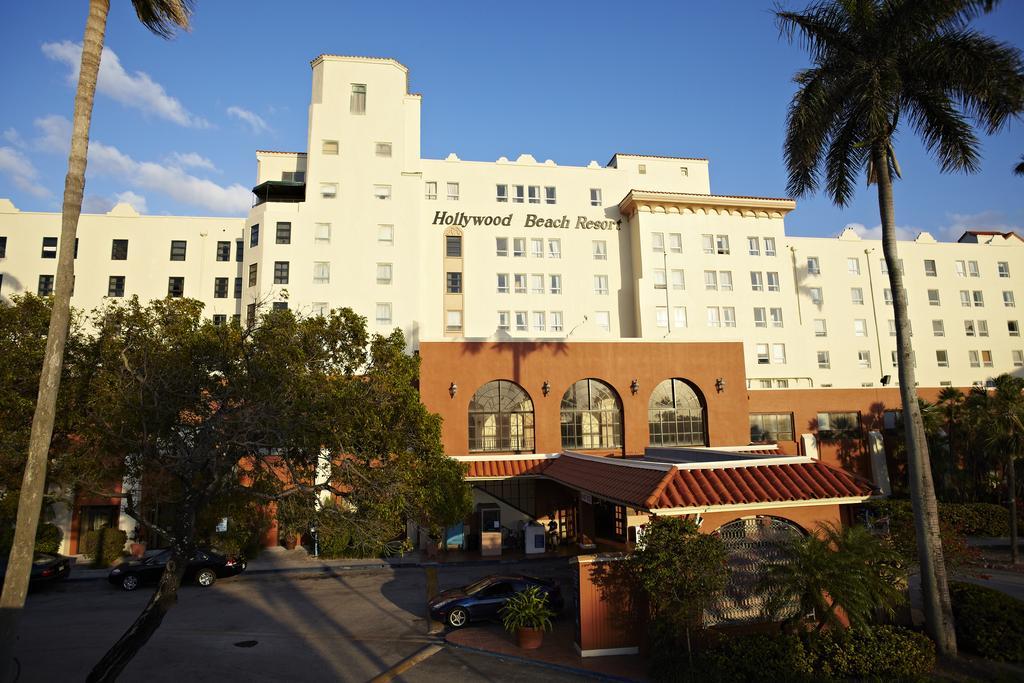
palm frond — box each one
[1015,155,1024,176]
[824,101,869,205]
[775,2,855,61]
[901,82,980,173]
[131,0,194,39]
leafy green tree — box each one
[775,0,1023,654]
[976,374,1023,564]
[0,3,195,677]
[77,298,469,681]
[761,522,905,632]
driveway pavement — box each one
[12,561,586,682]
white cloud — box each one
[81,195,115,214]
[0,146,51,198]
[114,190,148,213]
[940,210,1023,242]
[33,114,71,154]
[3,128,26,148]
[227,106,270,134]
[167,151,217,171]
[88,141,251,215]
[42,41,210,128]
[843,222,916,242]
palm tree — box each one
[776,0,1024,655]
[1015,155,1024,176]
[0,1,193,679]
[978,374,1022,564]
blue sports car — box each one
[428,574,564,629]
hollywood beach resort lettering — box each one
[432,211,621,231]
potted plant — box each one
[500,586,555,650]
[282,528,299,550]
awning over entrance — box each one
[456,454,557,480]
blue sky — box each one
[1,0,1022,242]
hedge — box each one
[81,528,127,567]
[650,626,935,682]
[950,581,1024,662]
[868,499,1013,537]
[0,522,64,555]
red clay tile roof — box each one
[542,456,669,508]
[462,458,553,479]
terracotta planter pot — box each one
[130,543,146,558]
[282,534,297,550]
[516,626,544,650]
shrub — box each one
[864,499,978,568]
[82,528,127,567]
[317,525,352,559]
[651,632,813,683]
[34,523,63,554]
[950,581,1024,662]
[809,626,935,681]
[940,503,1011,537]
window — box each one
[250,224,260,247]
[561,378,623,449]
[167,277,184,298]
[271,223,290,246]
[978,320,989,337]
[491,183,508,203]
[544,186,556,205]
[814,319,827,337]
[755,343,769,364]
[884,288,893,305]
[723,307,737,327]
[170,240,187,261]
[513,185,525,203]
[750,271,763,291]
[809,287,823,304]
[807,256,820,274]
[928,289,941,306]
[853,319,867,337]
[590,188,602,206]
[1014,350,1024,367]
[969,350,980,367]
[771,343,786,364]
[936,350,949,367]
[753,307,767,328]
[767,272,780,292]
[592,240,607,260]
[953,260,966,277]
[41,237,58,258]
[673,307,687,328]
[851,287,864,305]
[494,237,508,256]
[248,263,258,287]
[638,164,646,174]
[847,257,860,275]
[548,239,561,259]
[594,275,609,295]
[973,290,985,307]
[715,235,730,255]
[1010,321,1020,337]
[671,269,685,290]
[817,412,861,438]
[313,262,330,284]
[770,307,784,328]
[655,307,669,328]
[652,232,665,253]
[447,272,463,293]
[702,234,714,254]
[528,186,540,204]
[234,277,242,299]
[246,303,257,327]
[316,223,333,245]
[447,183,459,201]
[425,181,437,200]
[320,183,338,199]
[888,319,897,336]
[551,311,564,332]
[446,235,462,257]
[925,259,937,277]
[497,274,509,293]
[960,290,971,307]
[514,274,527,294]
[468,380,535,453]
[272,302,288,311]
[497,311,510,330]
[235,239,243,262]
[595,311,610,332]
[0,235,6,258]
[375,142,392,157]
[375,303,392,325]
[112,239,129,261]
[212,315,227,326]
[857,350,871,368]
[515,311,528,331]
[532,311,546,331]
[531,238,543,258]
[322,139,339,154]
[213,277,228,298]
[373,184,392,200]
[350,84,366,114]
[933,320,945,336]
[750,413,794,443]
[748,237,760,256]
[663,234,680,254]
[764,238,776,256]
[37,275,54,296]
[214,240,230,262]
[817,351,830,369]
[376,263,393,285]
[706,271,719,290]
[549,274,562,294]
[969,261,980,277]
[982,350,993,367]
[649,379,706,447]
[107,276,125,298]
[530,274,544,294]
[999,262,1010,278]
[281,170,304,182]
[1005,291,1016,307]
[446,310,463,332]
[513,238,526,257]
[715,271,730,291]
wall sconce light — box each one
[880,375,892,386]
[542,380,551,397]
[715,377,726,393]
[448,382,457,399]
[630,379,639,395]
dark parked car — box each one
[107,548,245,591]
[0,552,71,586]
[428,574,564,629]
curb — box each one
[445,638,643,683]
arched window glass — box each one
[648,379,706,446]
[560,379,622,449]
[468,380,534,453]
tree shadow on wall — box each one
[806,415,867,474]
[458,336,570,389]
[586,557,646,644]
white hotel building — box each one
[2,56,1022,565]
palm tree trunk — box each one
[872,144,957,655]
[0,0,109,677]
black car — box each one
[0,552,71,586]
[428,574,564,629]
[107,548,245,591]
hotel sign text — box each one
[432,211,620,231]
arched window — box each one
[560,379,622,449]
[468,380,535,453]
[648,378,706,446]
